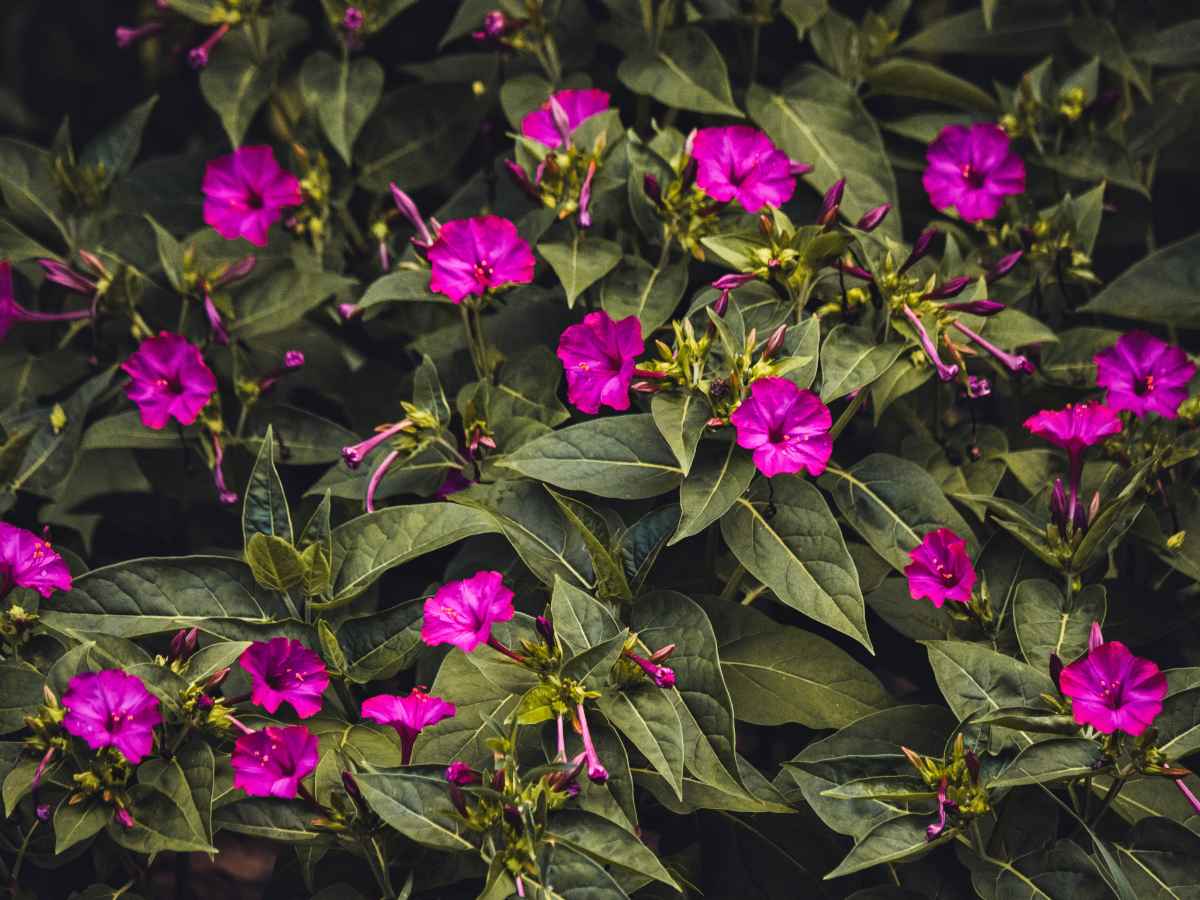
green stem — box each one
[12,817,41,884]
[829,390,867,441]
[365,835,396,899]
[1088,776,1126,830]
[719,564,746,603]
[748,22,762,86]
[460,304,485,381]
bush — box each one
[1,0,1200,897]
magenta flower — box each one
[904,528,976,608]
[0,261,93,341]
[521,89,610,149]
[62,670,162,764]
[729,377,833,478]
[361,688,457,763]
[202,146,303,248]
[0,523,72,598]
[426,216,535,303]
[239,638,330,719]
[1059,623,1166,736]
[556,311,644,415]
[624,649,676,688]
[231,725,319,798]
[1025,402,1122,531]
[575,703,608,784]
[922,124,1025,223]
[422,570,515,653]
[691,126,804,213]
[902,306,959,382]
[121,332,217,430]
[1095,331,1196,419]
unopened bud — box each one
[924,276,972,299]
[817,179,845,226]
[900,228,937,273]
[986,250,1023,282]
[535,615,555,647]
[1167,531,1187,551]
[855,203,891,232]
[1049,653,1064,688]
[642,173,661,206]
[763,324,787,360]
[944,300,1005,316]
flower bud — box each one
[341,771,362,802]
[855,203,891,232]
[169,627,199,663]
[535,615,555,648]
[943,300,1005,316]
[763,324,787,361]
[833,259,872,280]
[642,173,662,206]
[35,803,51,822]
[924,276,972,299]
[343,7,365,32]
[900,228,937,273]
[986,250,1023,283]
[817,179,845,226]
[114,807,135,830]
[1048,652,1064,688]
[445,761,479,786]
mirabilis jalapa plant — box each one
[1,0,1200,897]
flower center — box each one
[154,376,183,396]
[960,164,985,189]
[474,260,494,284]
[268,665,306,690]
[1135,374,1155,396]
[1096,677,1123,707]
[246,191,264,211]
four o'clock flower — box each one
[1024,402,1122,528]
[1094,331,1196,419]
[231,725,319,798]
[521,89,610,149]
[556,311,644,414]
[115,22,164,49]
[0,261,94,342]
[202,146,303,248]
[426,216,535,303]
[691,126,808,213]
[209,432,238,506]
[623,648,676,688]
[62,670,162,764]
[422,570,517,655]
[730,377,833,478]
[121,332,217,430]
[390,184,435,249]
[904,528,976,607]
[341,419,413,470]
[1058,622,1167,736]
[361,688,457,763]
[951,320,1035,375]
[188,23,231,70]
[901,306,959,382]
[0,522,72,598]
[922,123,1026,222]
[239,638,330,719]
[575,703,608,783]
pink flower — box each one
[1095,331,1196,420]
[729,377,833,478]
[426,216,535,303]
[691,126,804,213]
[202,146,303,248]
[361,688,457,763]
[231,725,319,798]
[62,670,162,764]
[556,311,644,414]
[0,260,93,341]
[1025,402,1122,532]
[521,89,610,149]
[0,523,72,598]
[922,124,1025,223]
[121,332,217,430]
[239,638,330,719]
[422,570,515,653]
[1059,623,1166,736]
[904,528,976,608]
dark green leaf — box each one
[617,27,741,116]
[299,51,384,165]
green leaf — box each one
[357,84,488,192]
[42,556,293,639]
[1013,579,1106,671]
[864,59,998,112]
[413,650,518,766]
[600,254,689,335]
[822,454,977,572]
[501,415,684,500]
[923,640,1056,748]
[139,755,210,849]
[538,236,623,308]
[242,425,292,547]
[548,490,631,602]
[780,0,829,38]
[328,504,497,602]
[617,26,742,116]
[299,51,384,165]
[355,769,473,851]
[630,591,742,790]
[598,687,685,802]
[358,269,451,309]
[819,325,906,403]
[988,737,1104,788]
[650,391,710,475]
[199,30,274,147]
[0,662,46,733]
[546,810,679,890]
[1130,21,1200,67]
[336,600,424,683]
[453,480,594,589]
[722,477,871,650]
[111,784,217,854]
[721,626,890,728]
[0,139,66,237]
[232,270,356,338]
[81,411,197,451]
[1155,683,1200,762]
[900,9,1067,56]
[244,533,305,593]
[80,96,158,189]
[1078,233,1200,328]
[243,406,360,467]
[825,815,948,879]
[748,69,900,237]
[213,798,322,842]
[550,577,621,654]
[1117,817,1200,899]
[671,437,756,545]
[618,505,679,593]
[53,800,108,854]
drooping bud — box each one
[943,299,1005,316]
[115,22,164,49]
[114,807,135,830]
[817,179,845,226]
[341,420,412,470]
[623,650,677,689]
[188,22,231,70]
[210,434,238,506]
[211,255,257,288]
[449,783,469,817]
[389,184,434,247]
[832,259,872,280]
[642,173,662,206]
[575,703,608,783]
[855,203,891,232]
[901,306,958,382]
[578,159,597,229]
[38,259,98,296]
[924,276,972,299]
[338,303,363,321]
[950,321,1034,375]
[986,250,1023,283]
[899,228,937,273]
